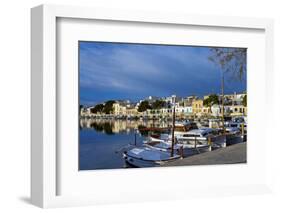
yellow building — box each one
[113,102,127,116]
[126,107,138,117]
[192,99,203,115]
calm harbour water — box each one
[79,119,171,170]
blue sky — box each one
[79,42,246,106]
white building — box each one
[175,106,193,115]
[211,105,232,117]
[164,95,181,105]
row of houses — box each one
[81,93,247,118]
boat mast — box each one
[171,104,176,157]
[221,71,225,134]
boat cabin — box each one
[181,128,217,138]
[174,121,198,132]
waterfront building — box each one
[80,107,89,117]
[211,104,221,117]
[113,102,127,116]
[164,95,182,106]
[202,106,211,115]
[181,96,197,107]
[175,106,193,117]
[159,108,173,117]
[210,105,232,117]
[219,92,246,106]
[126,106,138,117]
[230,105,247,116]
[192,99,203,116]
[80,92,247,119]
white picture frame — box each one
[31,4,274,208]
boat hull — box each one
[123,152,180,168]
[144,143,210,157]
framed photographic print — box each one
[31,4,274,208]
[78,41,247,170]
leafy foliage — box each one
[151,100,166,109]
[138,100,151,112]
[203,94,219,107]
[103,100,116,114]
[90,104,104,114]
[208,48,246,81]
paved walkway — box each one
[163,142,247,167]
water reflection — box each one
[79,118,176,170]
[80,118,173,135]
[79,119,167,170]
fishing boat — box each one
[174,120,198,134]
[180,128,228,150]
[123,102,181,167]
[123,146,180,168]
[144,128,219,156]
[176,127,217,143]
[143,137,182,152]
[147,120,198,141]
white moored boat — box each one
[159,127,219,149]
[181,128,226,150]
[123,146,180,168]
[143,137,183,152]
[144,128,218,156]
[123,103,181,168]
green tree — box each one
[103,100,116,114]
[203,94,219,107]
[138,100,151,112]
[151,100,165,109]
[242,95,247,106]
[90,104,104,114]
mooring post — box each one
[241,123,245,142]
[208,136,212,151]
[180,146,184,159]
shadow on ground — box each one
[18,196,31,205]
